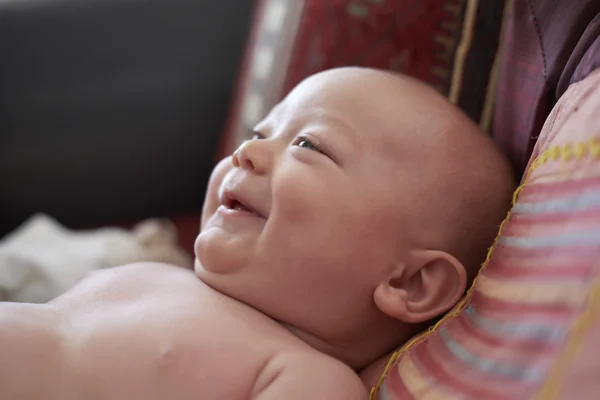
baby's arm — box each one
[0,302,65,398]
[253,352,368,400]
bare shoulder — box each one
[56,262,199,302]
[101,262,203,293]
[85,262,193,282]
[0,302,65,397]
[253,349,368,400]
[95,261,193,281]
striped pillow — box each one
[372,69,600,400]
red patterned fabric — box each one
[220,0,505,157]
[283,0,465,95]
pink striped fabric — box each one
[373,69,600,400]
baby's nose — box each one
[231,140,272,174]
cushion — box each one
[218,0,506,157]
[372,69,600,399]
[493,0,600,176]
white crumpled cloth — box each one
[0,214,193,303]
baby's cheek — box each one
[201,157,233,228]
[210,157,233,190]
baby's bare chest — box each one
[54,266,294,400]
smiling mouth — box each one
[226,198,252,212]
[222,192,261,217]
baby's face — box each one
[195,68,514,367]
[195,70,421,347]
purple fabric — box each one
[493,0,600,177]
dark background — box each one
[0,0,254,236]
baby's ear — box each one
[374,250,466,323]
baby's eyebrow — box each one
[311,109,359,146]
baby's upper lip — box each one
[221,188,266,218]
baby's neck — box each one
[278,319,414,371]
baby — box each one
[0,67,514,399]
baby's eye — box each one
[298,139,317,151]
[246,130,265,140]
[294,136,322,153]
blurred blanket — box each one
[0,214,193,303]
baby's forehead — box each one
[260,71,450,157]
[262,100,380,153]
[264,80,397,134]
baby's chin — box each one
[194,259,216,285]
[194,258,202,273]
[193,258,214,285]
